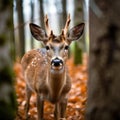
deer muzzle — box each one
[51,57,63,70]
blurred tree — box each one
[73,0,84,65]
[0,0,17,119]
[86,0,120,120]
[61,0,71,57]
[16,0,25,57]
[39,0,44,28]
[62,0,67,25]
[38,0,44,48]
[30,0,34,48]
[56,0,67,32]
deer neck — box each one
[46,66,66,103]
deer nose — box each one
[51,58,63,67]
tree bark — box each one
[62,0,67,29]
[74,0,84,64]
[16,0,25,57]
[86,0,120,120]
[0,0,16,119]
[30,0,34,49]
[39,0,44,28]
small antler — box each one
[63,14,71,35]
[44,14,53,36]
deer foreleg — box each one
[60,98,67,119]
[54,103,60,120]
[37,95,44,120]
[25,85,32,120]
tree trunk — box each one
[86,0,120,120]
[39,0,44,28]
[38,0,44,48]
[30,0,34,49]
[74,42,82,64]
[16,0,25,57]
[0,0,16,119]
[73,0,84,64]
[62,0,67,29]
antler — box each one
[63,14,71,35]
[44,14,53,36]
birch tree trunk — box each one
[86,0,120,120]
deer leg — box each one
[25,84,32,120]
[60,98,67,118]
[54,103,60,120]
[36,94,44,120]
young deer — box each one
[21,14,84,120]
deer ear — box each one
[29,23,47,41]
[67,23,85,41]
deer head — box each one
[29,14,84,71]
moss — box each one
[6,19,13,29]
[77,7,82,12]
[74,42,83,65]
[0,35,6,46]
[10,46,16,61]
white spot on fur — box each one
[28,66,30,69]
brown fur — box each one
[21,16,84,120]
[21,48,71,120]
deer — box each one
[21,14,84,120]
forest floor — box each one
[14,54,88,120]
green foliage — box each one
[0,35,6,46]
[74,42,83,65]
[77,6,82,12]
[7,18,13,29]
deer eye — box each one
[64,45,69,50]
[46,46,50,50]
